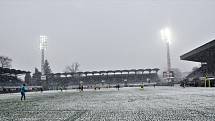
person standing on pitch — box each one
[116,84,120,91]
[20,84,27,101]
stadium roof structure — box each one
[47,68,160,76]
[180,39,215,62]
[0,67,30,75]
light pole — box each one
[160,28,173,83]
[40,35,48,75]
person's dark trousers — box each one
[21,92,25,101]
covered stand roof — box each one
[180,39,215,62]
[0,67,30,75]
[49,68,160,76]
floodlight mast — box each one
[40,35,48,75]
[161,28,172,82]
[166,40,171,73]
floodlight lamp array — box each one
[40,35,48,50]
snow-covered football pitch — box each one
[1,86,215,121]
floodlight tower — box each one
[161,28,172,82]
[40,35,48,75]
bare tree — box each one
[64,62,80,73]
[0,56,12,68]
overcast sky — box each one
[0,0,215,73]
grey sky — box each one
[0,0,215,73]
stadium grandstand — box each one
[180,39,215,87]
[39,68,160,90]
[0,67,31,93]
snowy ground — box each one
[1,86,215,121]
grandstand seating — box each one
[45,73,159,90]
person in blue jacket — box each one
[20,84,27,101]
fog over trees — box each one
[0,56,12,68]
[64,62,80,73]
